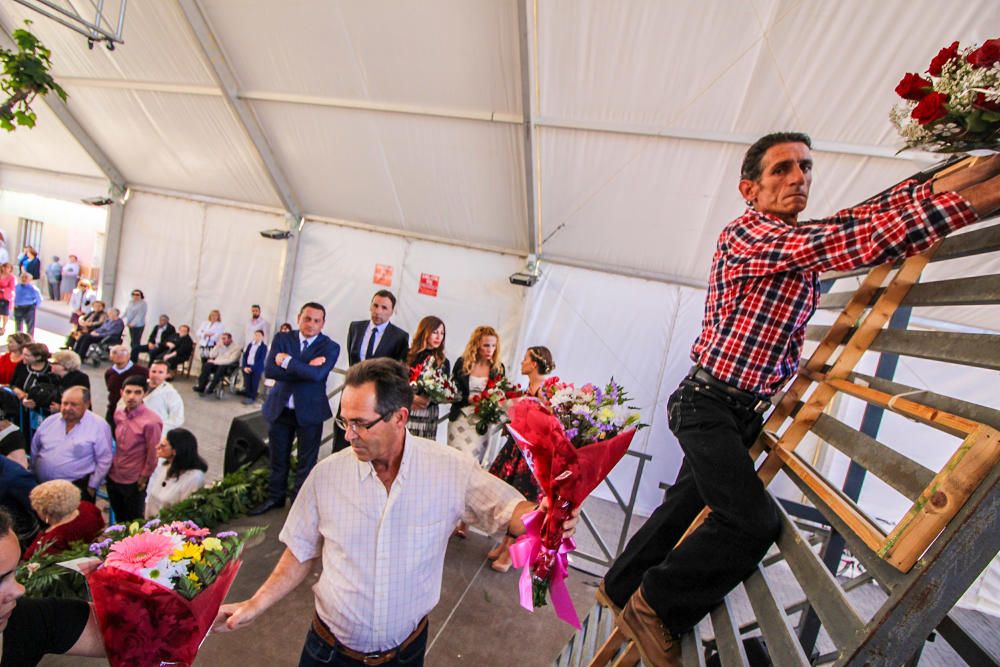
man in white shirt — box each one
[215,358,579,666]
[144,360,184,432]
[245,304,270,346]
[193,332,241,395]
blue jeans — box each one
[298,623,427,667]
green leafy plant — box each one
[17,463,274,599]
[0,20,67,132]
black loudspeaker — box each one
[223,411,269,474]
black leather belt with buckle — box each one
[686,366,772,414]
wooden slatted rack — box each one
[556,157,1000,667]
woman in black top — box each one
[11,344,58,438]
[47,350,90,412]
[405,316,451,440]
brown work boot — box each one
[595,581,622,615]
[616,588,682,667]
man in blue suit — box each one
[249,302,339,515]
[239,329,269,405]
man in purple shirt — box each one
[30,387,113,502]
[108,376,163,522]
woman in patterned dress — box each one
[486,345,554,572]
[448,325,505,537]
[406,316,450,440]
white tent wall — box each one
[112,192,285,338]
[288,221,527,384]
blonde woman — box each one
[447,326,505,462]
[22,480,105,560]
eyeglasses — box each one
[334,413,389,434]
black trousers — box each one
[129,326,145,363]
[604,380,779,636]
[107,480,145,523]
[267,408,323,504]
[198,363,236,391]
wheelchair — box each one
[214,364,242,400]
[87,334,123,367]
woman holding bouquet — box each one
[487,346,554,571]
[406,316,450,439]
[448,325,505,462]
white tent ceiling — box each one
[0,0,998,287]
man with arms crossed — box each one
[217,359,578,666]
[600,133,1000,666]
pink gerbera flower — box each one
[104,532,176,574]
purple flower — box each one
[103,524,126,534]
[565,428,579,440]
[142,519,161,530]
[89,538,113,554]
[216,531,238,538]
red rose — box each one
[967,38,1000,68]
[911,92,950,125]
[974,92,1000,111]
[928,41,960,76]
[895,72,933,101]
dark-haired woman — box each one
[144,428,208,518]
[406,316,450,440]
[487,346,554,571]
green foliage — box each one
[0,20,68,132]
[17,465,271,599]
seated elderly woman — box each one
[22,479,105,560]
[47,349,91,412]
[144,428,208,518]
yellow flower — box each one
[202,537,223,552]
[596,406,616,423]
[170,542,204,563]
[187,572,199,582]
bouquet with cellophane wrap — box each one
[409,358,460,404]
[507,380,643,628]
[81,519,262,666]
[470,375,522,435]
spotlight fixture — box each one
[80,196,114,207]
[509,255,541,287]
[259,228,293,240]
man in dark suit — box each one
[249,302,339,515]
[332,290,409,451]
[145,315,176,360]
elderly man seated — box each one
[74,307,124,359]
[192,332,241,395]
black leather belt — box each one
[312,613,427,666]
[686,366,772,414]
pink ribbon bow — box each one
[508,509,580,629]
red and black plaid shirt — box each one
[692,180,978,397]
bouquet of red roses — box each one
[506,394,641,628]
[891,37,1000,153]
[81,519,261,666]
[470,375,522,435]
[409,358,460,403]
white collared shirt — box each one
[279,433,523,653]
[360,322,387,361]
[144,381,185,432]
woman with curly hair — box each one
[447,325,505,463]
[22,479,104,560]
[405,316,450,440]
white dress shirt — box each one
[360,322,387,361]
[280,433,523,652]
[245,317,271,346]
[144,381,185,432]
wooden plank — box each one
[850,372,1000,431]
[867,329,1000,372]
[768,445,887,555]
[820,273,1000,310]
[709,597,750,667]
[774,504,865,649]
[743,570,811,667]
[610,642,639,667]
[588,627,627,667]
[812,413,934,501]
[880,425,1000,572]
[823,378,980,438]
[681,621,706,667]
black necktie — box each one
[301,338,309,355]
[365,328,377,360]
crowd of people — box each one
[3,136,998,666]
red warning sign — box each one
[373,264,393,286]
[418,273,439,297]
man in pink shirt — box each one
[108,375,162,522]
